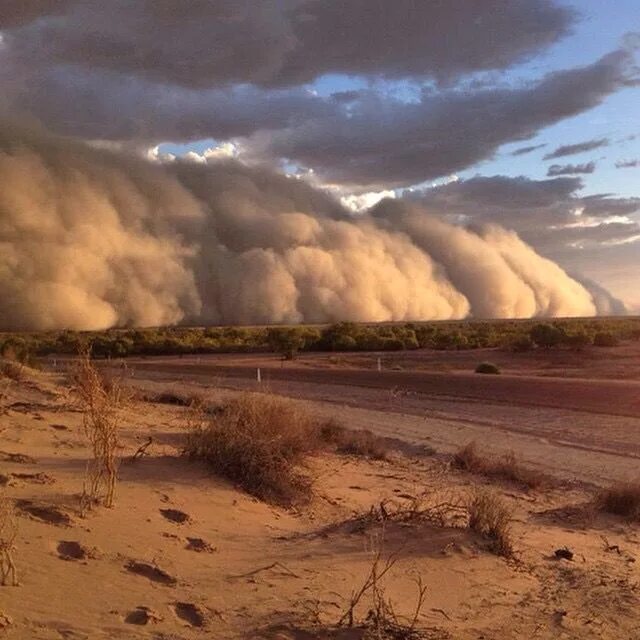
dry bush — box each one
[467,490,513,557]
[320,419,389,460]
[338,542,428,638]
[183,392,319,506]
[597,481,640,520]
[0,362,24,382]
[453,442,546,490]
[150,390,204,407]
[0,496,18,586]
[345,495,468,535]
[73,349,128,513]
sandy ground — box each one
[1,357,639,639]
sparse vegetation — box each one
[597,481,640,520]
[183,392,318,506]
[72,350,128,512]
[3,316,638,359]
[0,496,18,586]
[475,362,500,374]
[467,490,514,557]
[453,442,546,490]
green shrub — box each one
[475,362,500,374]
[529,323,565,348]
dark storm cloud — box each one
[510,143,548,156]
[403,174,640,250]
[404,175,582,210]
[547,161,596,176]
[255,51,634,187]
[615,159,640,168]
[543,137,609,159]
[0,2,635,190]
[6,70,332,142]
[1,0,574,88]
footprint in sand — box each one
[0,612,12,630]
[16,500,72,527]
[185,537,217,553]
[173,602,206,628]
[159,508,190,524]
[11,472,55,485]
[50,423,69,431]
[124,606,162,625]
[125,561,177,586]
[0,450,36,464]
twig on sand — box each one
[128,437,153,463]
[227,561,301,580]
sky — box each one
[0,0,639,326]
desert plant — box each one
[73,350,128,513]
[319,419,389,460]
[0,496,17,586]
[475,362,500,374]
[183,392,319,506]
[597,481,640,520]
[467,490,513,557]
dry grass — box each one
[0,496,18,586]
[453,442,546,490]
[467,490,514,557]
[597,481,640,520]
[183,392,319,506]
[319,419,389,460]
[72,350,128,513]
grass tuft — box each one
[467,490,514,557]
[453,442,546,490]
[597,481,640,520]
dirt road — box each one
[113,353,640,487]
[127,354,640,417]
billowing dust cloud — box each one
[0,125,601,331]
